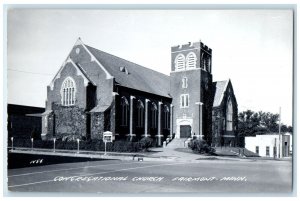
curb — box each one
[10,147,286,163]
[9,149,178,163]
[9,149,254,163]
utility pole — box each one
[195,102,203,140]
[278,107,281,158]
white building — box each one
[245,133,291,158]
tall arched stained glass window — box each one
[137,100,144,128]
[121,96,129,126]
[164,105,170,129]
[226,98,233,131]
[61,77,76,106]
[151,102,158,128]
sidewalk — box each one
[8,146,255,163]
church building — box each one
[41,38,238,147]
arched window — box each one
[175,54,185,71]
[121,96,129,126]
[186,52,197,69]
[164,105,170,129]
[151,102,157,128]
[226,98,233,131]
[137,100,144,128]
[61,77,76,106]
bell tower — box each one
[170,41,213,144]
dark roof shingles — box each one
[86,45,171,98]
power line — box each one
[8,68,54,76]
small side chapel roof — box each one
[85,45,171,98]
[90,104,111,113]
[41,110,53,116]
[213,80,229,107]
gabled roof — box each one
[85,45,171,98]
[49,57,95,90]
[213,80,229,107]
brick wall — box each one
[43,43,115,141]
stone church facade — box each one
[41,38,238,147]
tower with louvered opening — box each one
[170,41,213,144]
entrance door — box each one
[284,142,288,157]
[180,125,191,138]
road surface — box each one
[7,157,292,194]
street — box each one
[7,156,292,194]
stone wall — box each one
[91,112,104,140]
[52,104,86,140]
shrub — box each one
[9,138,147,153]
[188,139,215,154]
[139,137,153,151]
[31,128,41,140]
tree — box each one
[259,112,279,133]
[238,110,292,136]
[238,110,264,136]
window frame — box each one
[266,146,270,156]
[61,77,76,106]
[151,102,158,128]
[175,54,185,71]
[120,96,129,126]
[256,146,259,154]
[137,100,144,128]
[186,52,197,69]
[226,98,233,131]
[180,94,189,108]
[164,105,170,129]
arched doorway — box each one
[180,125,191,138]
[176,118,193,139]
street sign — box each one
[103,131,114,156]
[103,131,113,142]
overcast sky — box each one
[7,9,293,125]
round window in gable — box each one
[75,47,80,54]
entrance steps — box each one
[166,138,190,149]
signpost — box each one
[278,107,281,158]
[77,139,80,154]
[11,137,14,150]
[31,138,34,151]
[103,131,113,155]
[53,138,56,152]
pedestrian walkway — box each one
[9,144,286,163]
[8,145,222,163]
